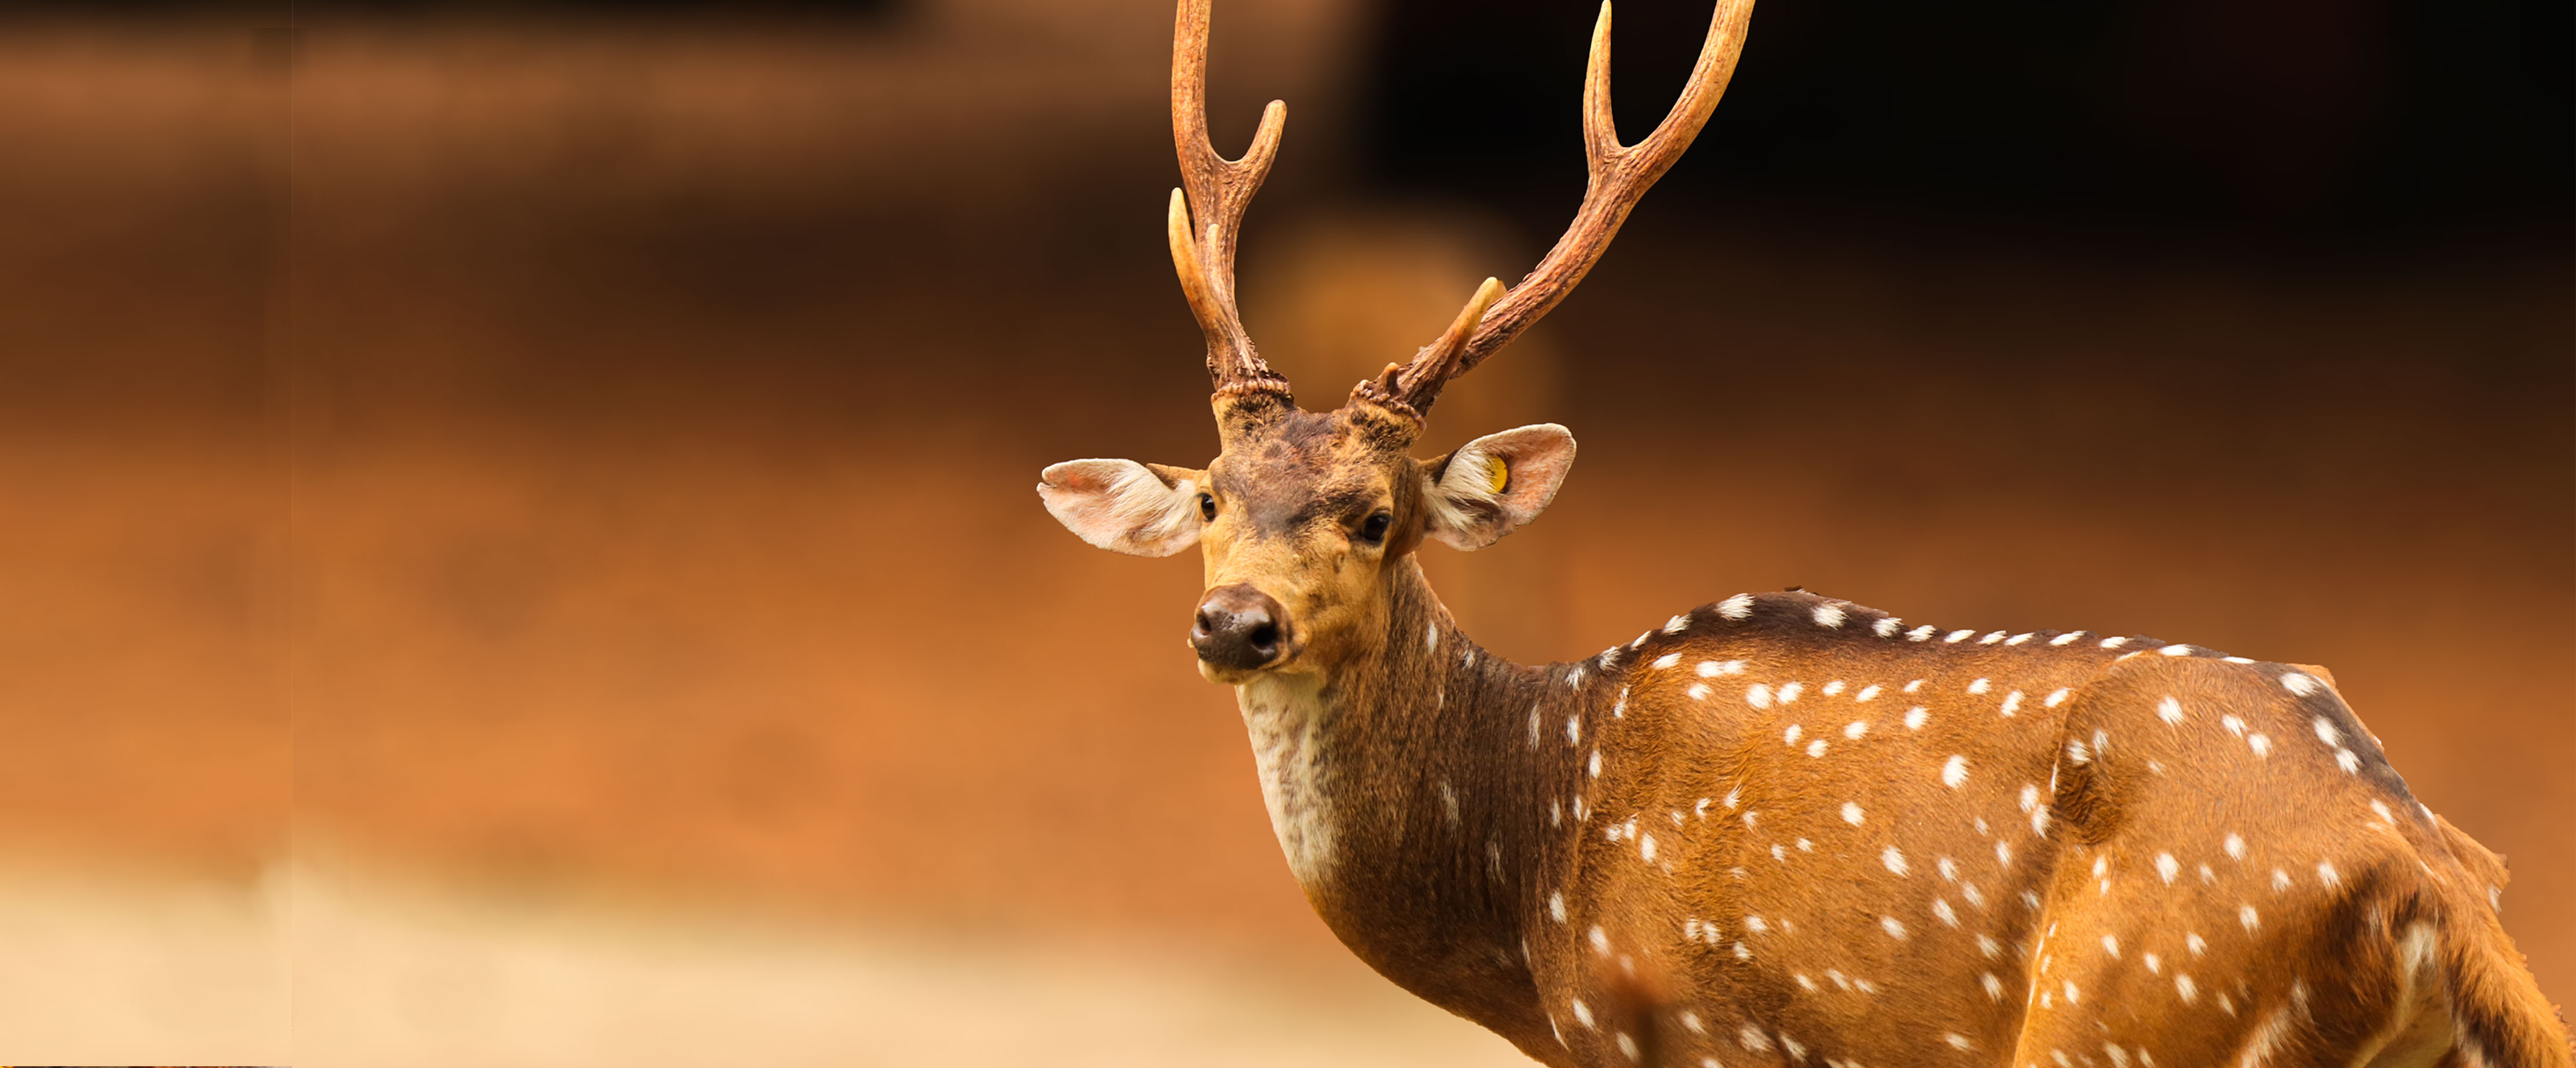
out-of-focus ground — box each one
[0,4,2567,1062]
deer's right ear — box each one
[1038,459,1209,557]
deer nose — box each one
[1192,584,1289,670]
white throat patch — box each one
[1238,675,1338,887]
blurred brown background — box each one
[0,0,2566,1062]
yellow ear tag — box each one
[1485,456,1510,495]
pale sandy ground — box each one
[0,850,1533,1067]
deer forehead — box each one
[1208,425,1419,534]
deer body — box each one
[1033,1,2570,1063]
[1228,570,2558,1068]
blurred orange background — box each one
[0,0,2566,1062]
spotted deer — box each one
[1034,1,2572,1065]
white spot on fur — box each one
[1665,614,1693,634]
[1980,631,2007,644]
[1747,685,1773,709]
[1845,721,1871,739]
[1779,682,1804,704]
[1549,892,1566,922]
[1807,739,1828,758]
[2050,632,2084,646]
[1814,604,1847,628]
[2317,860,2339,887]
[2045,688,2072,708]
[1907,625,1938,641]
[2000,691,2025,717]
[1942,755,1970,788]
[1933,898,1957,927]
[1904,707,1930,730]
[2221,715,2246,737]
[2239,904,2260,931]
[1653,652,1682,670]
[2159,644,2192,656]
[1880,916,1907,940]
[2157,696,2184,725]
[1718,593,1755,620]
[1874,617,1901,637]
[2282,672,2320,696]
[1968,678,1991,695]
[1882,846,1909,876]
[1856,684,1882,703]
[1945,1033,1975,1051]
[2101,636,2129,648]
[1700,660,1745,677]
[2156,853,2180,884]
[2248,733,2271,758]
[1843,802,1865,826]
[1945,629,1975,643]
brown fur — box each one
[1044,391,2571,1068]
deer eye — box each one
[1199,494,1217,521]
[1356,510,1393,545]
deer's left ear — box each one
[1038,459,1209,557]
[1421,424,1576,551]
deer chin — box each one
[1194,638,1312,685]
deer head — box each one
[1041,0,1752,685]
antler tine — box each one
[1171,0,1290,397]
[1377,0,1755,416]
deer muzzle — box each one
[1192,583,1291,672]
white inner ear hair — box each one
[1107,467,1199,546]
[1424,439,1504,536]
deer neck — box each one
[1232,556,1580,1031]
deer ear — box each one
[1039,459,1208,557]
[1421,424,1576,551]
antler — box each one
[1169,0,1290,399]
[1360,0,1756,417]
